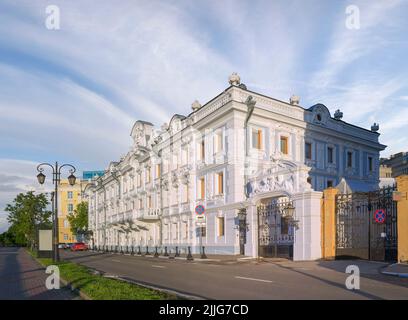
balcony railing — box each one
[137,208,160,222]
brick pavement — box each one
[0,247,79,300]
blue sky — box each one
[0,0,407,232]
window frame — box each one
[280,136,289,155]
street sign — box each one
[195,204,205,215]
[374,209,386,224]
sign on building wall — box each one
[82,171,105,180]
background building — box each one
[381,152,408,177]
[58,171,104,244]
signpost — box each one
[374,209,386,224]
[195,205,207,259]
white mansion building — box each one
[86,73,385,260]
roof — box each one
[335,177,378,193]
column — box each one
[244,204,258,258]
[396,175,408,263]
[292,191,323,261]
[321,188,338,259]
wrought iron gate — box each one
[335,185,398,261]
[258,198,294,259]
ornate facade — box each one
[86,73,385,259]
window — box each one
[64,220,69,228]
[199,226,206,237]
[147,196,152,208]
[137,173,142,187]
[214,129,223,153]
[217,217,225,237]
[172,154,178,169]
[67,191,73,199]
[146,168,151,183]
[181,149,188,165]
[216,172,224,194]
[328,147,334,164]
[183,222,188,239]
[200,139,205,160]
[252,128,262,150]
[368,157,373,172]
[163,159,168,174]
[305,142,312,160]
[182,185,189,203]
[138,199,144,210]
[64,234,68,241]
[156,164,161,178]
[347,151,353,168]
[172,223,178,240]
[280,136,289,154]
[67,204,73,212]
[327,180,333,188]
[199,177,205,199]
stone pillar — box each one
[292,191,323,261]
[245,203,258,258]
[396,175,408,263]
[321,188,338,259]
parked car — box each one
[70,242,88,251]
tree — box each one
[67,201,89,242]
[5,191,52,249]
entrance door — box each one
[257,198,294,259]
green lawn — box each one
[27,249,176,300]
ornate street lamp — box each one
[36,162,76,262]
[283,202,298,229]
[68,173,76,186]
[283,203,295,218]
[37,172,46,185]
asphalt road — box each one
[61,250,408,300]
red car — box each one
[70,242,88,251]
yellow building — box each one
[58,179,90,244]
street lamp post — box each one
[37,162,76,262]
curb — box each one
[110,276,207,300]
[59,277,92,300]
[381,271,408,278]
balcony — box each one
[137,208,161,222]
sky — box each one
[0,0,407,232]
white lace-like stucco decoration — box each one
[228,72,241,86]
[191,100,201,111]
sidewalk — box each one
[0,247,79,300]
[381,263,408,278]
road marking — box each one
[235,276,274,283]
[111,259,121,262]
[152,265,166,269]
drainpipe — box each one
[244,95,256,199]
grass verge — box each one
[26,249,176,300]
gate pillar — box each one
[321,188,338,260]
[396,175,408,263]
[244,204,258,258]
[292,191,323,261]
